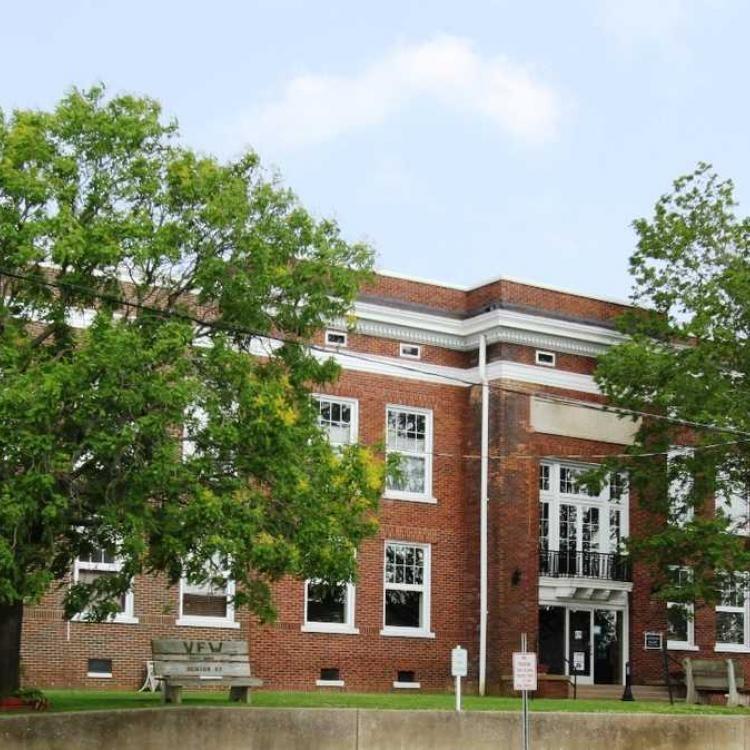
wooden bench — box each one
[152,639,263,704]
[684,657,745,707]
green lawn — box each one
[5,689,749,716]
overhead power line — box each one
[3,267,750,456]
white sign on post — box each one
[451,646,468,677]
[451,645,468,712]
[512,651,538,692]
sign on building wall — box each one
[644,632,663,651]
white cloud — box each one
[238,35,561,150]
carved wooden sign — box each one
[152,639,251,679]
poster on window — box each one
[573,651,586,672]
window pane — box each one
[385,590,422,628]
[386,456,426,494]
[387,410,426,454]
[667,604,689,642]
[717,611,745,644]
[539,464,550,491]
[183,592,228,618]
[539,503,549,552]
[306,581,347,624]
[77,569,126,612]
[317,399,352,446]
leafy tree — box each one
[595,163,750,609]
[0,86,383,696]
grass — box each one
[4,689,750,716]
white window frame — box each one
[716,472,750,537]
[666,566,697,651]
[325,330,348,348]
[313,395,358,448]
[177,559,239,629]
[380,540,434,639]
[86,658,113,678]
[538,461,630,561]
[715,573,750,653]
[384,405,435,503]
[302,580,358,634]
[399,343,422,360]
[72,550,138,625]
[535,350,556,367]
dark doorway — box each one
[538,606,565,675]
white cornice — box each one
[349,301,625,357]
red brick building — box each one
[19,271,747,695]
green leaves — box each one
[0,85,380,623]
[596,163,750,606]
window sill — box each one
[380,628,435,639]
[667,641,699,651]
[301,625,359,635]
[715,644,750,653]
[383,492,437,504]
[316,679,345,687]
[72,615,139,625]
[86,672,112,679]
[393,681,421,689]
[176,617,240,629]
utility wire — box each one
[3,266,750,460]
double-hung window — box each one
[73,546,137,624]
[716,574,750,651]
[666,566,696,650]
[381,541,432,637]
[177,555,238,629]
[668,447,694,526]
[385,406,433,502]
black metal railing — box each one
[539,549,631,582]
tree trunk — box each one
[0,601,23,697]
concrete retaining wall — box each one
[1,707,749,750]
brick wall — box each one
[19,270,741,696]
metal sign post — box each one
[512,633,536,750]
[451,645,468,712]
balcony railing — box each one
[539,549,631,582]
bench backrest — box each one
[152,639,251,680]
[687,658,745,690]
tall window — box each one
[539,461,629,579]
[382,542,431,636]
[666,567,695,649]
[73,546,137,624]
[668,447,694,526]
[177,556,237,629]
[315,396,357,447]
[303,580,357,633]
[716,573,750,650]
[385,406,433,501]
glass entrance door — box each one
[568,609,592,684]
[593,609,623,685]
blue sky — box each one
[2,0,748,300]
